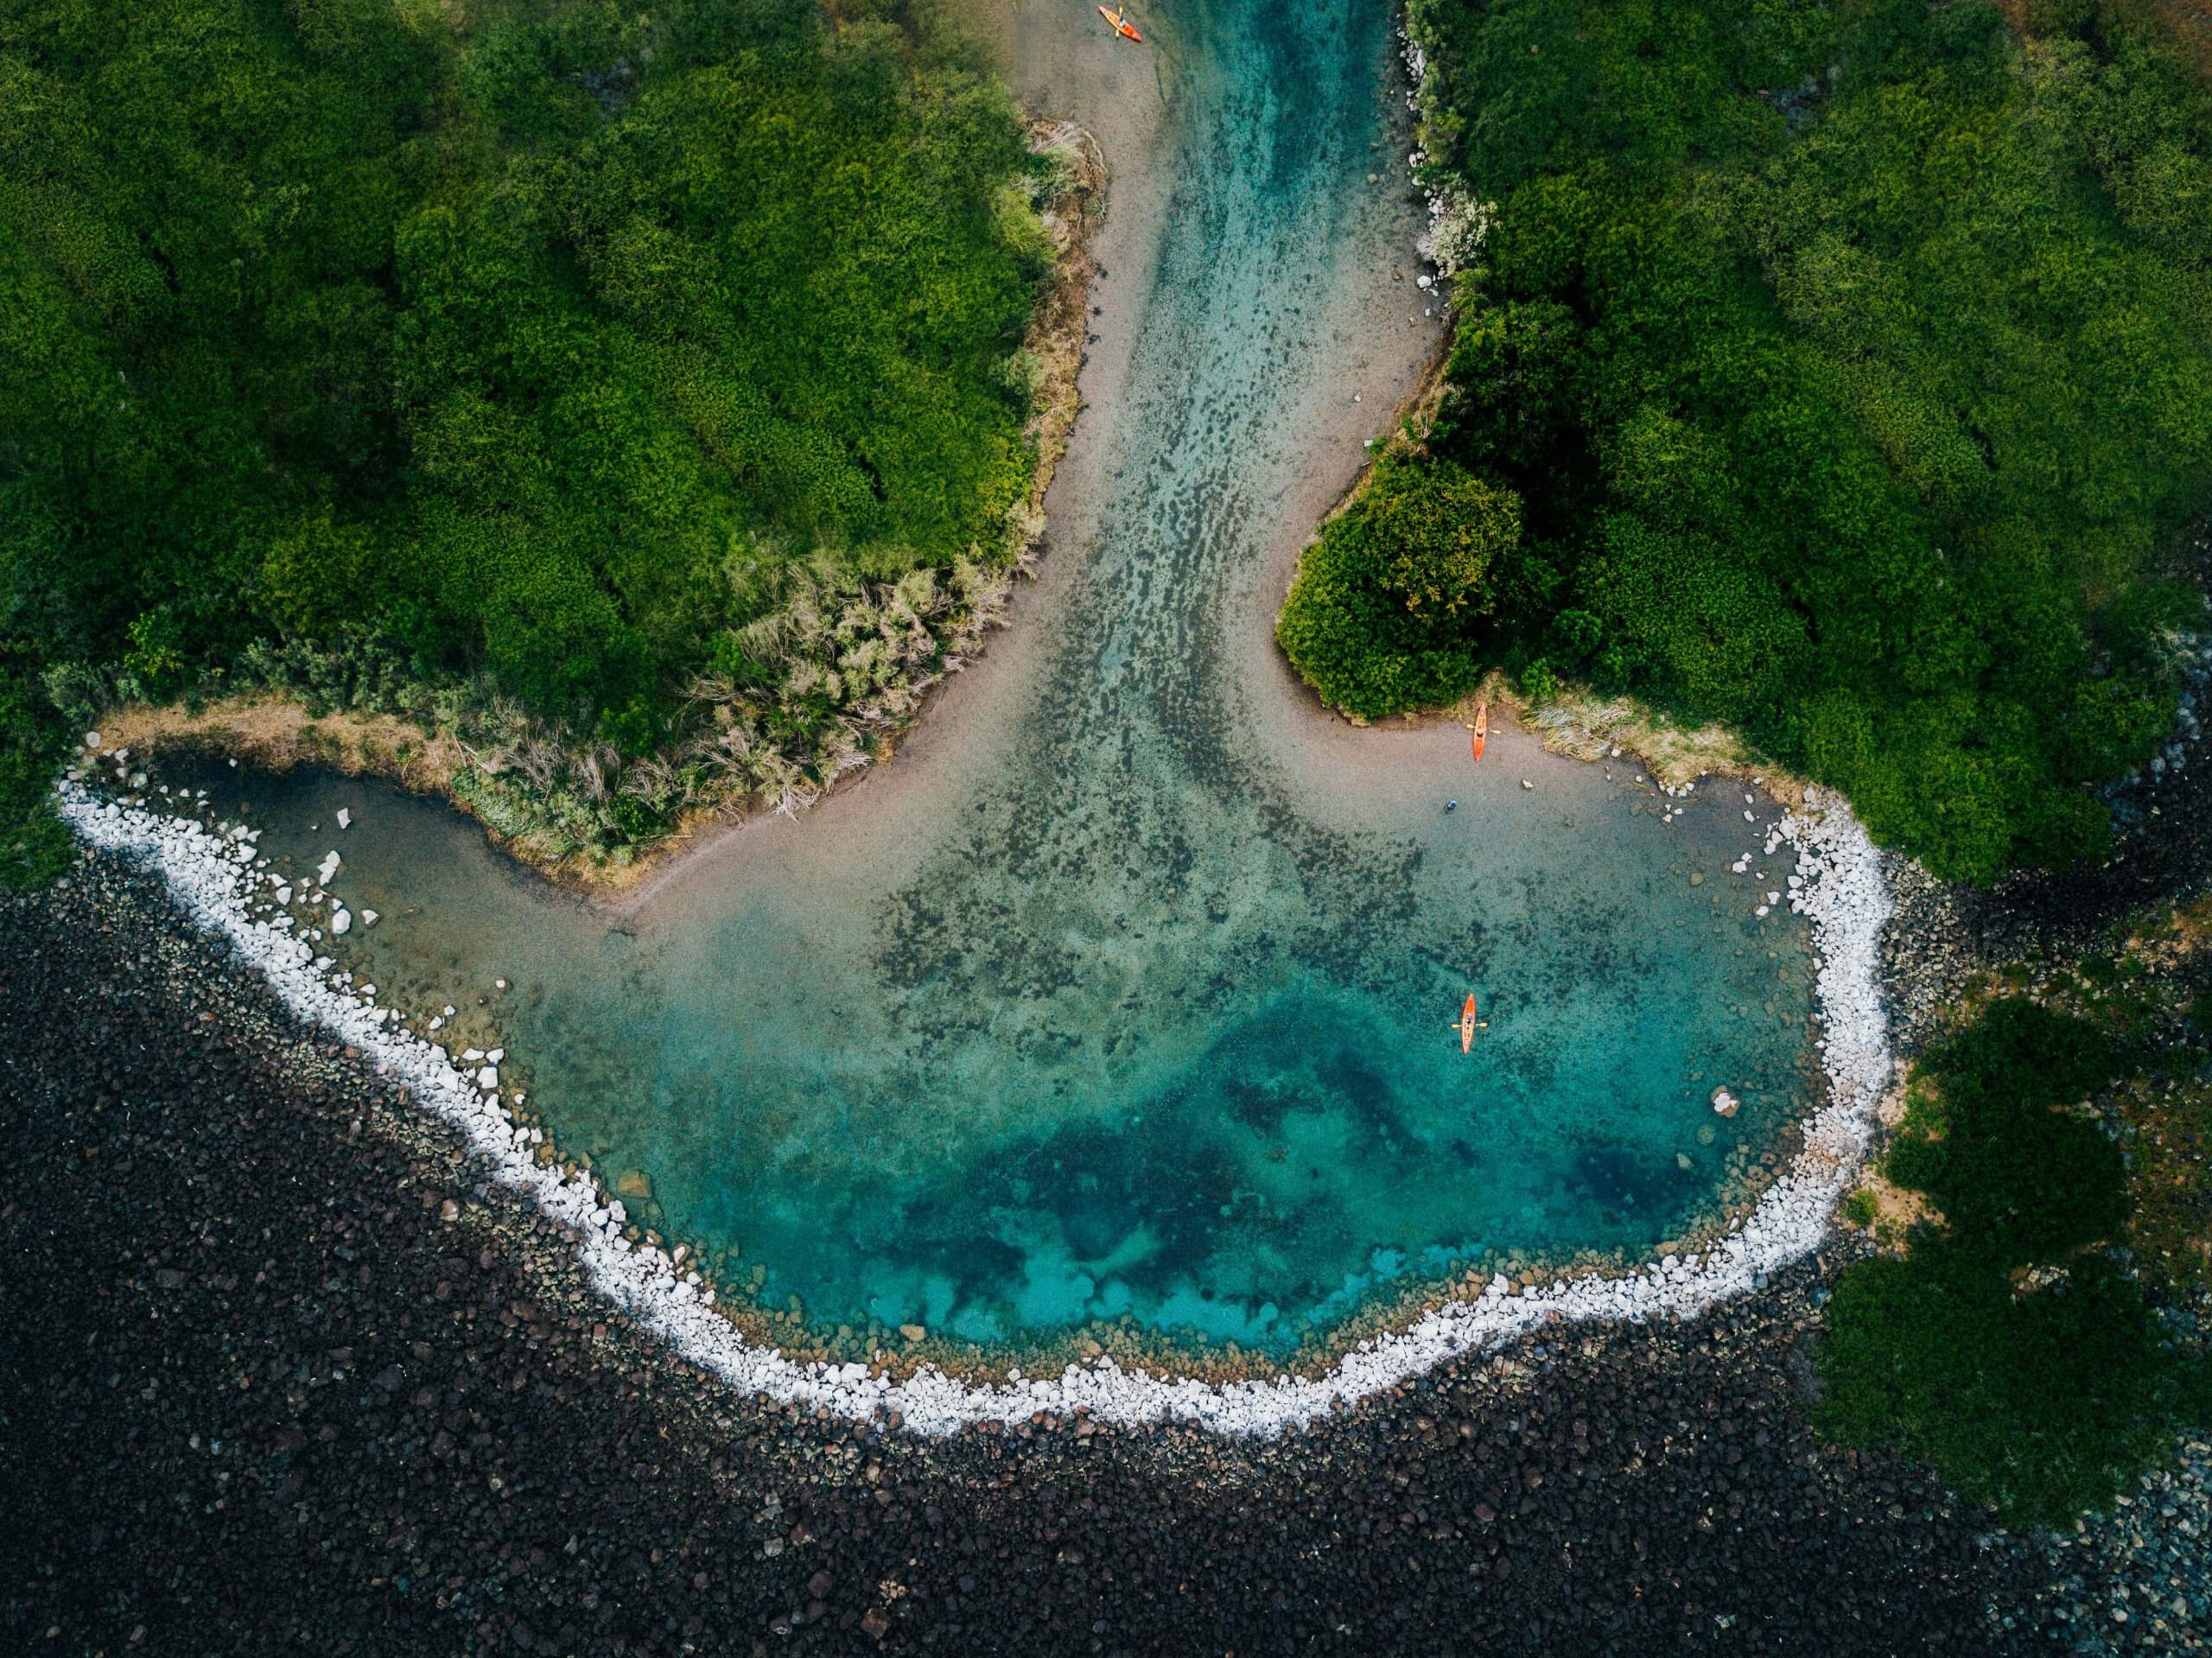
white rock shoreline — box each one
[57,778,1893,1439]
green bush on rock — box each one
[1814,1001,2209,1528]
[1881,1001,2132,1263]
[1817,1246,2188,1528]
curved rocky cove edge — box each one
[54,763,1894,1437]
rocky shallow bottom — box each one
[3,858,2206,1655]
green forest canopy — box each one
[1815,1000,2208,1526]
[1281,0,2212,882]
[0,0,1053,879]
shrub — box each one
[1359,457,1520,620]
[1885,1001,2132,1265]
[1279,489,1491,719]
[1815,1000,2207,1526]
[1276,453,1518,715]
[0,662,71,890]
[1816,1245,2191,1527]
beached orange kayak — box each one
[1459,993,1478,1053]
[1470,702,1489,763]
[1098,4,1142,40]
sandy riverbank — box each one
[606,0,1181,920]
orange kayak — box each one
[1098,4,1142,40]
[1459,993,1478,1053]
[1471,702,1489,763]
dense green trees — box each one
[1,0,1058,874]
[1277,455,1511,717]
[1361,455,1518,619]
[1285,0,2212,880]
[1816,1001,2208,1526]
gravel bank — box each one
[1,854,2098,1655]
[2034,1437,2212,1655]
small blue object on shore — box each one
[1446,800,1459,812]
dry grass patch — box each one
[1443,671,1807,804]
[95,696,464,792]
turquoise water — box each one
[150,0,1818,1356]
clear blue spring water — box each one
[150,0,1818,1357]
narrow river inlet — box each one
[139,0,1819,1362]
